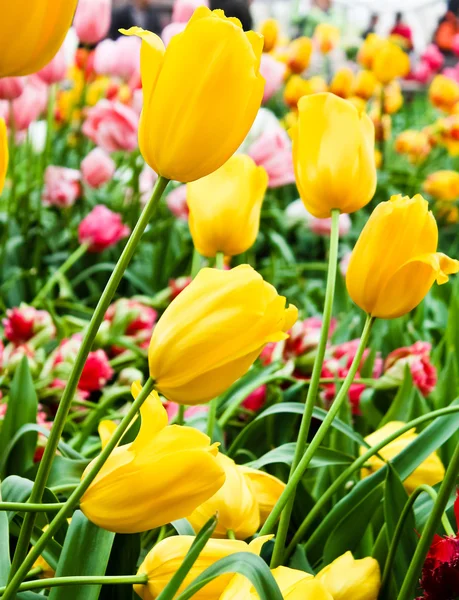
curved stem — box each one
[396,441,459,600]
[270,209,340,567]
[0,502,65,512]
[6,176,169,593]
[0,574,148,595]
[260,315,374,539]
[190,247,202,279]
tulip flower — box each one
[353,70,378,100]
[0,1,78,77]
[81,148,116,189]
[0,77,25,101]
[423,170,459,201]
[329,67,354,98]
[260,18,279,53]
[187,154,268,257]
[314,23,340,54]
[361,422,444,494]
[0,118,7,195]
[317,551,380,600]
[221,566,333,599]
[148,265,297,404]
[346,194,459,319]
[291,92,376,218]
[429,74,459,113]
[74,0,112,46]
[287,37,313,74]
[80,382,225,533]
[241,466,286,524]
[372,41,410,84]
[123,7,264,183]
[358,34,385,70]
[134,535,271,600]
[394,130,431,165]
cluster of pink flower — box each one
[410,44,444,84]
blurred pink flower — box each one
[78,205,130,252]
[308,212,351,237]
[3,305,55,345]
[248,129,295,188]
[161,22,187,46]
[165,402,208,421]
[340,252,352,277]
[411,61,433,84]
[172,0,208,22]
[169,276,192,299]
[0,77,48,131]
[242,385,267,411]
[37,45,67,85]
[94,37,140,81]
[0,77,26,101]
[421,44,444,71]
[74,0,112,45]
[43,166,81,208]
[81,147,116,189]
[442,66,459,84]
[260,54,286,103]
[453,34,459,57]
[286,317,336,358]
[166,185,189,220]
[105,298,157,354]
[139,165,158,204]
[384,341,437,397]
[83,100,139,153]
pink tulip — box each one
[0,77,26,101]
[339,252,352,277]
[78,205,130,252]
[421,44,444,71]
[443,66,459,84]
[82,100,139,153]
[166,185,189,221]
[94,37,140,81]
[0,76,49,132]
[384,341,437,397]
[43,166,81,208]
[308,213,351,237]
[93,39,117,75]
[3,305,55,345]
[161,22,187,47]
[37,45,67,85]
[242,385,267,411]
[81,147,116,189]
[74,0,112,46]
[172,0,208,23]
[453,34,459,57]
[248,128,295,188]
[168,276,192,299]
[165,402,208,421]
[139,165,158,205]
[260,54,286,103]
[412,61,433,84]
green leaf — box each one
[0,357,38,477]
[171,519,195,536]
[379,367,416,427]
[100,533,140,600]
[40,456,90,489]
[0,487,10,586]
[247,443,355,470]
[48,511,115,600]
[288,545,315,575]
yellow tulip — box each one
[220,566,333,600]
[358,34,385,70]
[148,265,298,404]
[98,420,117,450]
[0,1,77,77]
[187,155,268,257]
[284,75,309,108]
[329,67,354,99]
[260,18,279,53]
[287,37,313,74]
[291,92,376,218]
[384,81,404,114]
[317,551,380,600]
[353,70,378,100]
[429,74,459,113]
[423,170,459,201]
[372,41,410,84]
[314,23,340,54]
[374,149,382,169]
[361,422,445,493]
[123,8,264,183]
[80,382,225,533]
[134,535,272,600]
[241,466,286,524]
[394,130,431,165]
[0,119,8,195]
[346,194,459,319]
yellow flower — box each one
[369,109,391,142]
[291,92,376,218]
[80,382,225,533]
[98,420,117,450]
[329,67,354,99]
[314,23,340,54]
[284,75,328,108]
[0,0,77,77]
[148,265,298,404]
[429,74,459,113]
[374,149,382,169]
[240,466,286,524]
[0,119,8,195]
[423,170,459,201]
[372,41,410,84]
[347,96,367,113]
[384,80,404,114]
[358,34,385,70]
[353,70,378,100]
[287,37,313,74]
[260,18,279,52]
[317,551,380,600]
[134,535,272,600]
[394,130,431,164]
[436,115,459,155]
[361,422,445,493]
[346,195,459,319]
[187,154,268,257]
[123,8,264,183]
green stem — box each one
[227,529,236,540]
[270,208,340,567]
[0,574,148,595]
[32,243,89,307]
[285,404,459,558]
[2,379,155,600]
[6,177,169,592]
[260,314,374,539]
[190,247,202,278]
[43,83,56,174]
[396,441,459,600]
[215,251,225,270]
[177,405,185,426]
[0,502,65,512]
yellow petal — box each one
[98,421,117,451]
[317,551,381,600]
[242,467,286,524]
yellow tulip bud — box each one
[187,155,268,257]
[314,23,340,54]
[284,75,309,108]
[317,551,380,600]
[371,41,410,85]
[260,18,279,53]
[329,67,354,99]
[423,170,459,201]
[220,566,333,600]
[353,70,378,100]
[0,1,77,77]
[429,74,459,113]
[384,81,404,114]
[0,119,8,196]
[287,37,313,74]
[123,8,264,183]
[346,195,459,319]
[98,420,117,451]
[358,34,385,70]
[291,92,376,218]
[134,535,272,600]
[148,265,298,404]
[241,466,286,524]
[80,382,225,533]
